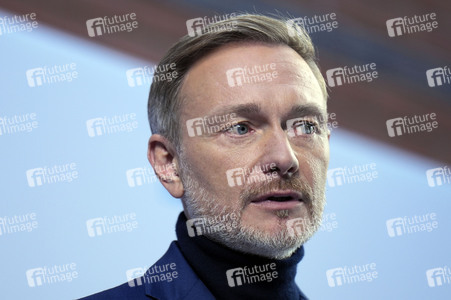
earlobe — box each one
[147,135,184,198]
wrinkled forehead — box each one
[179,43,325,118]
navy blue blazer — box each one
[79,241,215,300]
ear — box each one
[147,134,184,198]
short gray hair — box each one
[148,14,327,147]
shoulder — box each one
[78,241,215,300]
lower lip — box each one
[250,199,303,210]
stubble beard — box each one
[178,152,326,260]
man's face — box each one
[177,43,329,259]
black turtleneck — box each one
[175,212,308,300]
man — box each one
[81,13,329,299]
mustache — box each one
[239,176,314,208]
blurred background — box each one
[0,0,450,299]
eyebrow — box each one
[208,102,326,122]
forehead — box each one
[179,43,325,117]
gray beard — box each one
[178,151,326,259]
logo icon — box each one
[426,68,445,87]
[26,168,45,187]
[126,267,146,287]
[26,68,45,87]
[86,18,104,37]
[426,268,445,287]
[186,218,206,237]
[86,118,104,137]
[386,118,404,137]
[26,268,45,287]
[226,268,245,287]
[386,218,404,237]
[126,68,146,87]
[386,18,404,37]
[327,168,344,187]
[126,168,146,187]
[426,167,445,187]
[226,68,245,87]
[186,118,204,137]
[186,18,204,37]
[226,168,245,187]
[326,68,344,87]
[326,268,344,287]
[86,218,105,237]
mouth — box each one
[250,191,304,210]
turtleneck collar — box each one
[175,212,308,300]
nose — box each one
[258,126,299,178]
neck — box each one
[175,212,307,300]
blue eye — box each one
[229,123,249,135]
[293,121,319,135]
